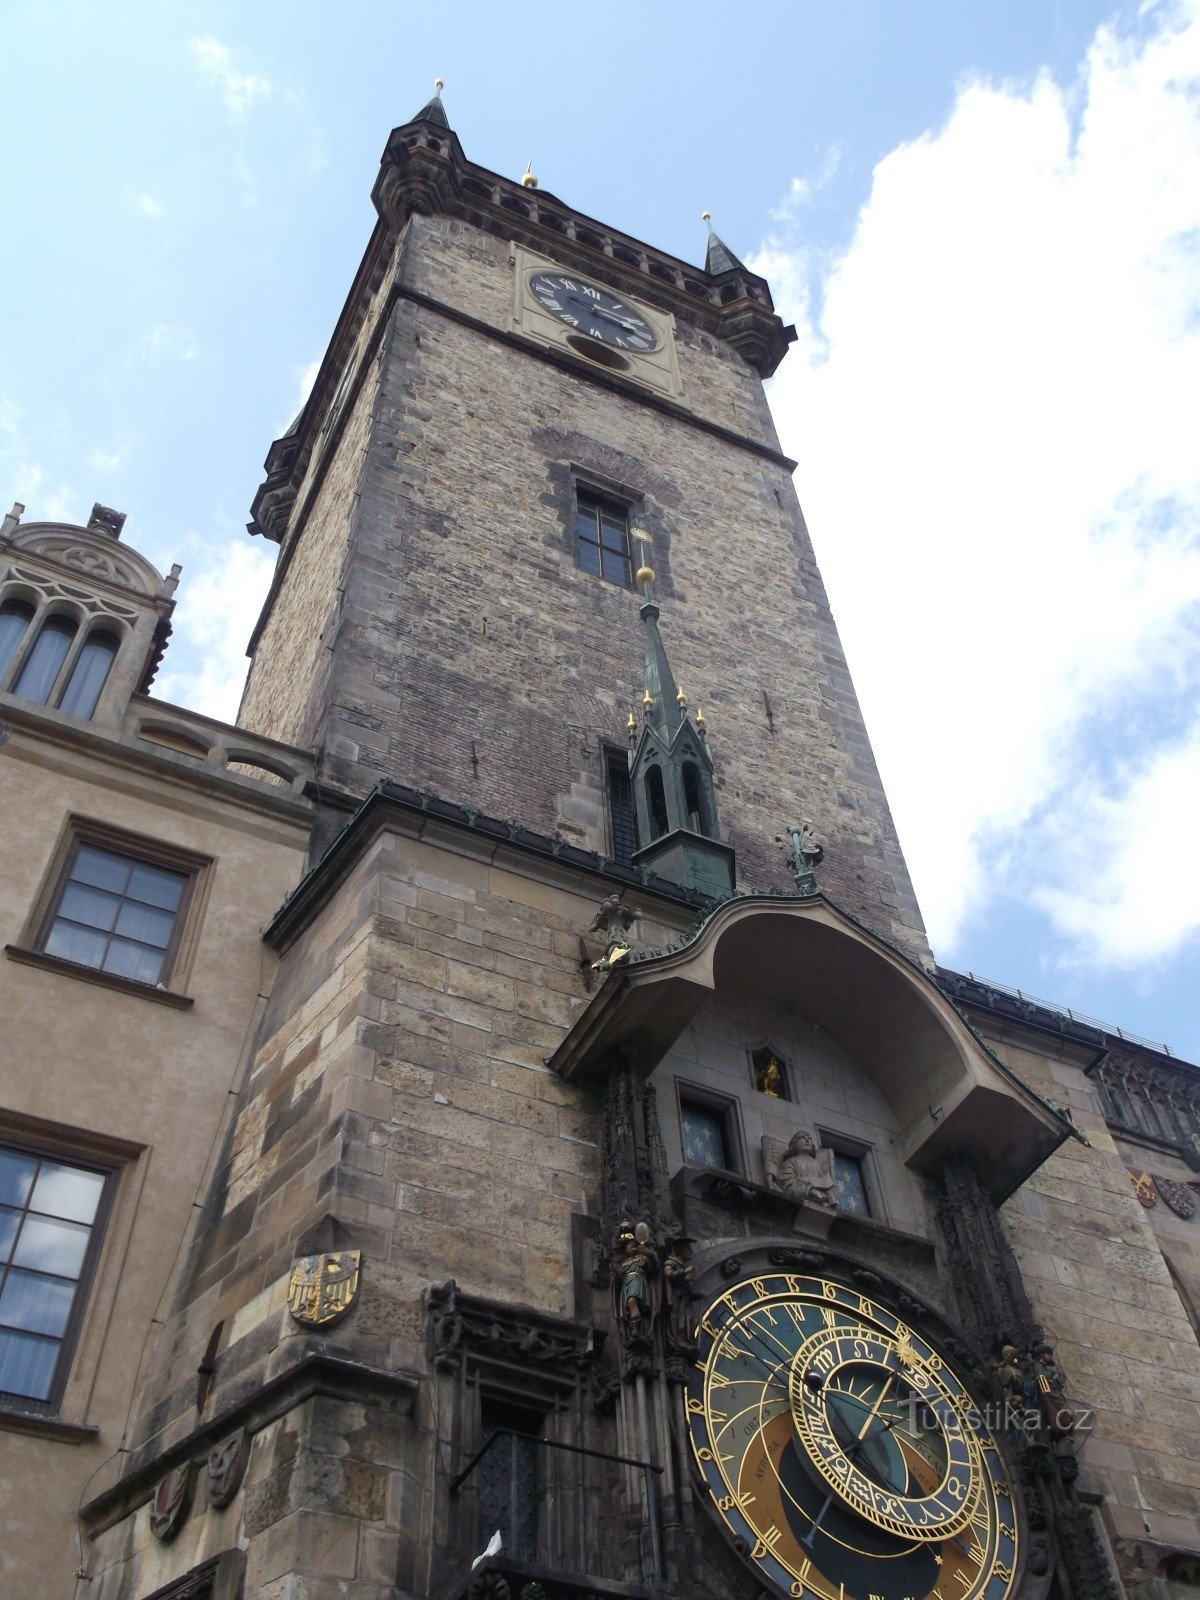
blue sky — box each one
[2,2,1198,1059]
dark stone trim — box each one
[938,965,1196,1074]
[5,946,194,1009]
[398,285,798,472]
[138,1549,245,1600]
[263,780,712,955]
[443,1558,657,1600]
[0,1398,99,1443]
[80,1349,418,1535]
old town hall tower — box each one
[52,89,1200,1600]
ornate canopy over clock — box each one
[687,1267,1020,1600]
[512,247,683,398]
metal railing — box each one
[450,1428,663,1587]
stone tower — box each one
[77,91,1200,1600]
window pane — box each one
[831,1152,870,1216]
[103,938,165,985]
[71,846,132,894]
[30,1163,104,1225]
[576,504,600,542]
[0,600,34,681]
[45,921,110,968]
[13,1214,91,1277]
[58,882,122,932]
[114,899,176,948]
[13,616,76,705]
[600,515,628,553]
[682,1104,730,1170]
[127,862,186,912]
[0,1207,20,1259]
[0,1151,37,1210]
[0,1327,60,1400]
[601,549,630,585]
[0,1269,76,1337]
[577,538,601,575]
[58,631,118,719]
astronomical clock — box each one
[688,1269,1020,1600]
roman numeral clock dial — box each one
[528,271,658,352]
[687,1272,1020,1600]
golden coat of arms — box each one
[286,1250,362,1328]
[1127,1169,1157,1208]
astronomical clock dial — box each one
[687,1271,1019,1600]
[527,271,659,352]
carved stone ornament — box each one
[769,1128,837,1208]
[286,1249,362,1328]
[427,1280,597,1372]
[1127,1168,1157,1208]
[206,1428,249,1509]
[1153,1173,1197,1219]
[149,1463,192,1541]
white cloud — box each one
[154,539,277,722]
[188,37,272,122]
[137,325,197,365]
[88,447,122,474]
[0,396,69,518]
[754,2,1200,969]
[1032,730,1200,964]
[770,148,842,220]
[138,193,164,219]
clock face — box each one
[687,1271,1019,1600]
[528,271,659,352]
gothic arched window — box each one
[59,629,119,719]
[0,597,35,682]
[645,765,669,839]
[13,615,77,705]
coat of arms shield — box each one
[286,1249,362,1328]
[1127,1168,1157,1207]
[1153,1173,1197,1220]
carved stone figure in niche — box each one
[610,1221,658,1346]
[588,893,641,971]
[662,1238,700,1360]
[207,1428,249,1509]
[771,1129,837,1208]
[1033,1341,1072,1440]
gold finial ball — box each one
[626,711,637,733]
[642,689,654,708]
[701,210,712,223]
[635,565,656,587]
[434,77,445,92]
[696,707,707,727]
[676,686,687,704]
[522,162,539,189]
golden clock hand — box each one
[854,1369,898,1443]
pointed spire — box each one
[702,210,745,276]
[415,77,449,128]
[640,599,686,742]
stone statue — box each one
[662,1238,700,1360]
[755,1055,783,1097]
[610,1222,658,1345]
[771,1129,837,1208]
[588,893,641,970]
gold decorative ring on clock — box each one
[788,1323,983,1542]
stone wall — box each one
[239,210,928,965]
[988,1026,1200,1579]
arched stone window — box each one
[0,597,35,681]
[13,614,77,705]
[59,628,120,719]
[644,765,669,840]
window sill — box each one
[4,945,194,1008]
[0,1397,100,1444]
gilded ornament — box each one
[1127,1168,1157,1207]
[286,1249,362,1328]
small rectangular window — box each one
[23,821,209,996]
[829,1150,870,1217]
[606,749,638,864]
[0,1144,111,1404]
[576,490,631,586]
[42,843,190,986]
[681,1099,735,1172]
